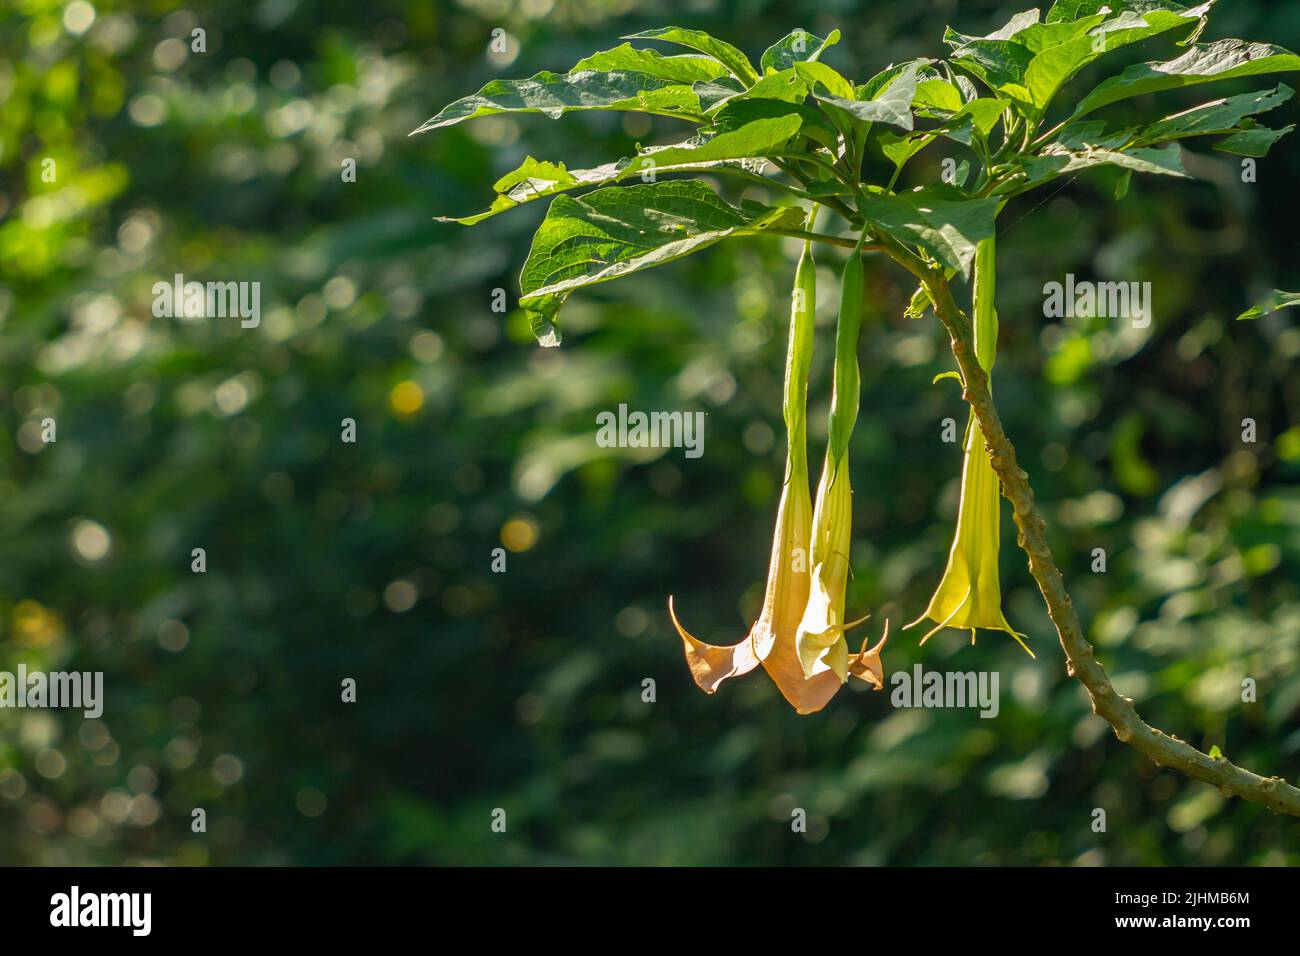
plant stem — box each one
[914,266,1300,818]
[771,228,883,252]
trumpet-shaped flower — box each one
[669,237,886,714]
[909,237,1032,656]
[908,411,1032,655]
[793,242,883,683]
[794,454,872,681]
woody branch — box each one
[912,265,1300,818]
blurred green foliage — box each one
[0,0,1297,865]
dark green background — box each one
[1,0,1297,865]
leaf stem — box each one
[770,228,884,252]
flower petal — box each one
[847,620,890,689]
[760,622,845,714]
[668,596,760,693]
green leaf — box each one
[708,96,838,147]
[914,78,966,114]
[703,68,818,115]
[447,100,811,223]
[858,58,937,100]
[811,61,923,131]
[1114,168,1133,197]
[624,27,760,86]
[794,60,856,100]
[447,157,582,225]
[946,34,1036,91]
[1072,39,1300,120]
[1214,123,1295,157]
[442,106,805,225]
[1046,0,1208,26]
[760,28,840,73]
[570,43,732,82]
[952,98,1010,139]
[518,181,803,337]
[943,4,1213,113]
[1017,142,1189,186]
[945,10,1043,47]
[1134,84,1292,144]
[693,78,747,113]
[1013,14,1110,54]
[1237,290,1300,320]
[860,187,998,275]
[1023,6,1212,113]
[1054,120,1134,149]
[878,130,938,170]
[445,157,748,226]
[414,69,711,132]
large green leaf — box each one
[570,43,731,82]
[860,187,998,275]
[1134,84,1292,144]
[518,181,803,342]
[760,28,840,73]
[1237,290,1300,320]
[444,106,807,224]
[414,69,710,132]
[1013,14,1111,54]
[1023,5,1212,112]
[624,27,760,86]
[1072,39,1300,119]
[944,3,1210,113]
[1045,0,1208,25]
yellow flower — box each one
[908,411,1032,655]
[793,243,884,684]
[669,462,887,713]
[794,454,869,680]
[909,237,1032,656]
[669,236,886,714]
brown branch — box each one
[917,267,1300,818]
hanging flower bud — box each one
[909,237,1032,656]
[795,242,887,683]
[671,237,849,713]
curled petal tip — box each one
[870,617,891,656]
[848,619,890,690]
[1009,629,1036,659]
[667,594,760,694]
